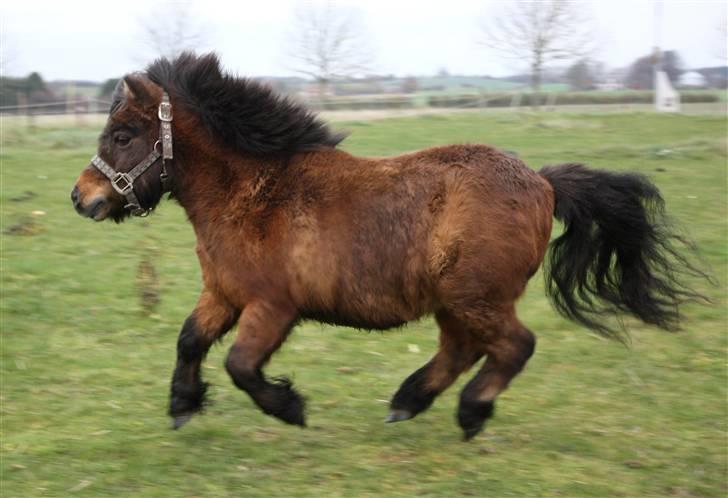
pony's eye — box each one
[114,134,132,147]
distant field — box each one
[1,111,726,497]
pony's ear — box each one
[122,74,161,108]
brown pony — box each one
[71,53,704,440]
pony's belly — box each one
[297,284,430,330]
[299,307,409,331]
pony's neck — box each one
[167,110,280,233]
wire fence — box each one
[0,99,111,115]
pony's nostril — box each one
[71,186,80,205]
[87,198,107,218]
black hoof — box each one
[389,367,438,421]
[462,425,483,442]
[274,391,306,427]
[169,381,208,418]
[259,377,307,427]
[171,413,194,430]
[385,409,413,423]
[458,400,494,441]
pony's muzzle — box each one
[73,193,108,221]
[71,186,110,221]
[72,167,117,221]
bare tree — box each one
[479,0,594,97]
[286,2,374,95]
[714,15,727,62]
[137,3,209,61]
[0,25,18,77]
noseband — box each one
[90,92,174,217]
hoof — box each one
[461,424,483,442]
[171,413,194,430]
[169,381,208,419]
[385,409,413,423]
[263,378,307,427]
[282,409,306,428]
[457,399,494,441]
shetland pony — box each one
[72,53,704,439]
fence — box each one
[1,92,723,125]
[0,99,111,116]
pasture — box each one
[1,111,726,497]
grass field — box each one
[1,111,726,497]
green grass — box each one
[1,112,726,497]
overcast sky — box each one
[2,0,726,81]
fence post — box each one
[17,92,34,128]
[546,92,557,111]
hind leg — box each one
[457,319,535,440]
[387,311,485,422]
[224,301,305,426]
[169,290,239,429]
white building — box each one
[678,71,707,88]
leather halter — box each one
[90,92,173,217]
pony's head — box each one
[72,51,346,222]
[71,74,171,222]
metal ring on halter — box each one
[154,140,162,154]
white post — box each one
[655,70,681,113]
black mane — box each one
[145,52,345,155]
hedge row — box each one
[308,96,415,110]
[303,91,721,111]
[427,91,721,108]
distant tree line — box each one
[561,50,720,91]
[98,78,121,99]
[0,72,54,107]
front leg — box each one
[170,290,239,429]
[224,301,304,426]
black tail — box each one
[539,163,708,340]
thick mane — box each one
[145,52,345,155]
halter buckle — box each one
[158,101,173,122]
[112,172,134,195]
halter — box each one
[90,92,174,217]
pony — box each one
[71,53,705,440]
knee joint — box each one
[225,346,259,386]
[517,328,536,363]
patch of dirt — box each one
[3,218,43,236]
